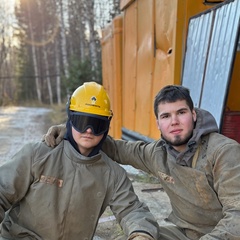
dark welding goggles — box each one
[69,111,110,136]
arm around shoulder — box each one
[42,123,66,147]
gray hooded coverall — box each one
[102,108,240,240]
[0,140,159,239]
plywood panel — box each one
[149,0,178,139]
[101,24,114,136]
[122,1,138,130]
[101,16,123,138]
[134,0,154,136]
[111,16,123,138]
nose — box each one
[171,114,179,125]
[85,127,93,133]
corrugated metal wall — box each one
[182,0,240,128]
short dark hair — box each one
[154,85,194,118]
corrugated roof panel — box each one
[200,0,240,127]
[182,12,213,107]
[182,0,240,128]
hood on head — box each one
[191,108,219,143]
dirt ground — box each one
[0,106,172,240]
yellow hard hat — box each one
[69,82,113,118]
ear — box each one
[192,109,197,122]
[156,118,160,130]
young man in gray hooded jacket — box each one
[44,85,240,240]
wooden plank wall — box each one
[101,0,238,140]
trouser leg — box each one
[158,225,190,240]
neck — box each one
[78,147,92,157]
[172,144,187,153]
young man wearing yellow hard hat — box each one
[0,82,159,240]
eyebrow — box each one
[159,107,189,117]
[176,107,189,112]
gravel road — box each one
[0,106,51,166]
[0,106,172,240]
